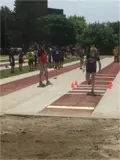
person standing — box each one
[18,49,24,71]
[37,47,52,87]
[48,47,53,68]
[9,48,15,73]
[27,47,34,71]
[113,46,119,62]
[60,47,64,68]
[79,47,85,69]
[83,45,101,96]
[34,43,39,68]
[52,46,60,69]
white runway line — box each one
[95,80,111,82]
[72,89,105,92]
[67,92,104,96]
[77,86,107,89]
[47,105,95,110]
[80,84,108,87]
[97,74,116,76]
[96,76,115,79]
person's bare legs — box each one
[61,61,63,68]
[44,71,48,83]
[86,73,91,85]
[38,71,46,87]
[91,73,95,94]
[80,61,83,69]
[86,73,96,96]
[19,63,22,71]
[39,71,43,84]
[43,65,52,85]
[11,66,14,73]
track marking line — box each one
[95,80,112,82]
[67,92,104,96]
[77,86,107,89]
[80,84,108,87]
[72,89,106,92]
[47,105,95,110]
[97,74,116,76]
[68,92,86,95]
[96,76,115,79]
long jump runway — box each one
[39,62,120,117]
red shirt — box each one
[41,51,47,64]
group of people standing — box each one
[8,44,67,73]
[8,43,119,94]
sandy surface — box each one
[0,115,120,160]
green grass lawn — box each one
[0,57,79,79]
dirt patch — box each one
[0,115,120,160]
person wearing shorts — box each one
[9,48,15,73]
[52,46,60,69]
[77,46,84,69]
[18,50,24,71]
[37,48,51,87]
[83,45,101,96]
[27,48,34,71]
[48,47,52,67]
[113,46,119,62]
[80,55,84,69]
[34,43,39,68]
[60,47,64,68]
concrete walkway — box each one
[1,57,119,118]
[92,72,120,118]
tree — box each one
[14,0,46,47]
[1,2,119,55]
[68,15,87,41]
[77,22,116,53]
[37,14,76,45]
[0,6,16,51]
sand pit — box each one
[0,115,120,160]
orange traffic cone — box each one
[71,82,75,89]
[75,80,78,87]
[108,81,113,89]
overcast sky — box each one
[0,0,119,23]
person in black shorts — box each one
[34,43,39,68]
[52,46,60,69]
[83,45,101,96]
[60,47,64,68]
[48,47,53,68]
[18,50,24,71]
[9,48,15,73]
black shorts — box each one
[19,59,23,64]
[60,57,64,62]
[86,64,96,73]
[10,62,15,67]
[55,60,59,63]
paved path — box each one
[1,57,120,118]
[92,72,120,118]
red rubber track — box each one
[0,63,80,96]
